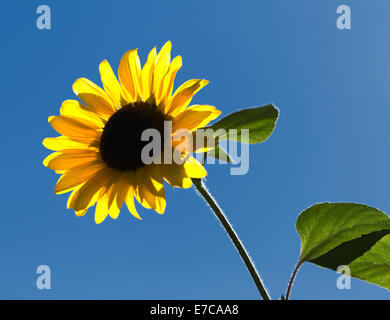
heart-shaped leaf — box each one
[295,202,390,291]
[207,145,235,164]
[208,104,279,144]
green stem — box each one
[285,260,302,300]
[192,178,271,300]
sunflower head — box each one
[43,41,221,223]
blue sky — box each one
[1,0,390,299]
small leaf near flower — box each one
[208,104,279,144]
[207,145,235,164]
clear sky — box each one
[1,0,390,299]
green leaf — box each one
[310,229,390,269]
[347,234,390,290]
[297,203,390,262]
[208,104,279,143]
[310,230,390,290]
[207,145,235,164]
[296,202,390,290]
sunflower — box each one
[43,41,221,224]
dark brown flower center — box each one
[99,102,168,171]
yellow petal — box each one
[107,185,121,220]
[99,60,128,108]
[126,187,142,220]
[42,136,95,151]
[167,79,209,117]
[122,171,142,220]
[44,149,99,171]
[43,152,60,168]
[152,193,166,214]
[172,105,221,132]
[67,185,82,209]
[140,47,157,100]
[105,172,129,220]
[54,161,104,194]
[75,209,88,217]
[162,163,193,189]
[182,156,207,178]
[95,193,109,224]
[60,99,106,128]
[115,172,131,210]
[105,172,122,219]
[153,41,172,104]
[67,187,91,216]
[134,168,153,209]
[118,49,142,102]
[149,166,166,214]
[134,166,166,213]
[72,78,117,116]
[108,204,120,220]
[70,167,112,211]
[49,115,101,141]
[159,55,182,111]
